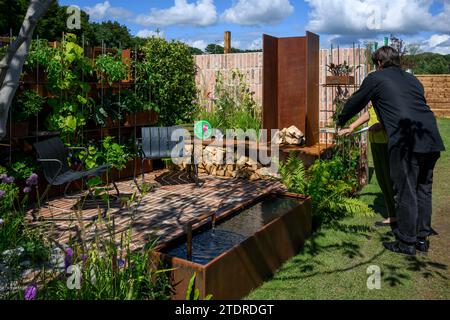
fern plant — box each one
[279,153,308,195]
[279,153,374,225]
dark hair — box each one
[372,46,401,68]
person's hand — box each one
[338,128,353,137]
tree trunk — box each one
[0,0,52,139]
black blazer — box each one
[337,66,445,153]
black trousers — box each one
[389,147,440,244]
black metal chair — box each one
[33,137,119,221]
[135,126,200,188]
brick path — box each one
[29,171,284,251]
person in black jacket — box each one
[337,46,445,256]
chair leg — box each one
[32,184,52,221]
[194,163,200,187]
[141,158,146,185]
[112,181,120,197]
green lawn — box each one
[247,118,450,300]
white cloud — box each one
[247,38,262,50]
[183,39,208,51]
[220,40,242,48]
[305,0,450,37]
[422,34,450,54]
[221,0,294,25]
[84,1,132,21]
[135,0,217,27]
[136,29,165,39]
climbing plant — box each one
[27,34,94,143]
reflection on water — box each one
[163,196,301,265]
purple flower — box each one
[23,187,32,194]
[0,190,5,198]
[26,173,39,186]
[118,259,125,269]
[24,285,37,300]
[64,247,74,270]
[1,176,14,184]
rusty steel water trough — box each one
[153,192,313,300]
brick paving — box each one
[28,171,284,251]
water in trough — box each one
[162,195,301,265]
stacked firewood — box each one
[177,145,274,181]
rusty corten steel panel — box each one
[305,32,320,147]
[262,32,320,147]
[154,193,313,300]
[263,35,279,133]
[277,37,307,134]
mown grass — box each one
[247,118,450,300]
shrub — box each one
[138,38,197,126]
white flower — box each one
[0,218,4,226]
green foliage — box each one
[204,44,262,54]
[0,182,19,213]
[327,62,357,76]
[9,161,36,181]
[410,53,450,74]
[279,153,374,225]
[196,70,262,134]
[138,38,197,126]
[102,136,131,171]
[12,91,46,122]
[279,155,307,195]
[39,221,171,300]
[88,21,134,49]
[77,137,132,171]
[27,35,94,142]
[186,273,213,301]
[95,52,130,86]
[189,46,204,55]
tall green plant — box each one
[279,153,374,225]
[138,38,197,126]
[196,70,262,133]
[27,35,94,143]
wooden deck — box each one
[29,171,284,251]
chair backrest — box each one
[34,137,70,183]
[141,127,185,159]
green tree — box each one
[189,46,204,55]
[205,43,224,54]
[88,21,133,49]
[0,0,28,37]
[412,53,450,74]
[138,38,197,126]
[0,0,92,42]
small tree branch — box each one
[0,0,53,138]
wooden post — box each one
[224,31,231,54]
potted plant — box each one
[326,62,356,85]
[10,91,45,138]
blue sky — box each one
[59,0,450,54]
